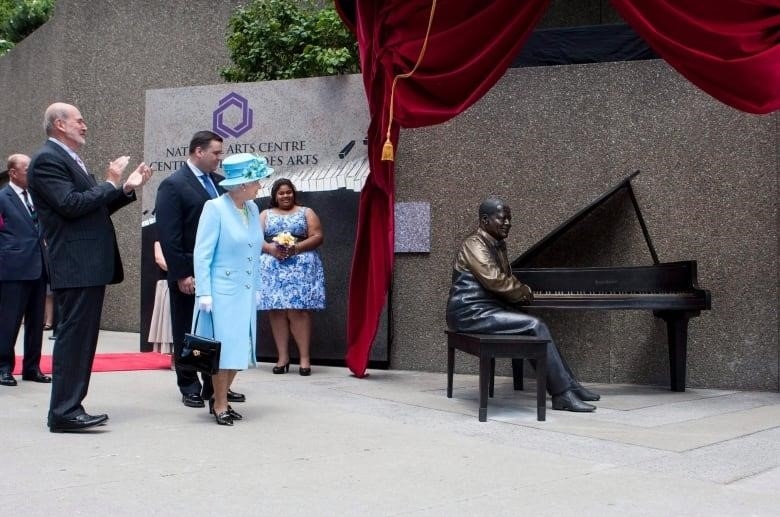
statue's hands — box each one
[518,284,534,304]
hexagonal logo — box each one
[212,92,253,138]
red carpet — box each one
[12,353,172,375]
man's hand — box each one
[197,295,213,313]
[105,155,130,186]
[123,163,153,193]
[177,276,196,295]
[517,283,534,304]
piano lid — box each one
[511,170,660,268]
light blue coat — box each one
[192,194,262,369]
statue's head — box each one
[478,198,512,241]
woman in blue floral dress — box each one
[258,179,325,376]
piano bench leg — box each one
[512,358,524,390]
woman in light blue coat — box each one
[193,153,272,426]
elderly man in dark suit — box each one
[0,153,50,386]
[28,102,153,432]
[155,130,245,409]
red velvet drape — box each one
[337,0,779,378]
[611,0,780,114]
[338,0,551,377]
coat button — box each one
[245,285,250,289]
[226,271,231,276]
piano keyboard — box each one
[258,157,369,197]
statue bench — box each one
[445,330,548,422]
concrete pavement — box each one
[2,330,779,516]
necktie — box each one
[200,174,218,199]
[74,154,88,174]
[22,190,38,225]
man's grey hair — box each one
[43,104,71,136]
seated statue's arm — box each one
[459,238,533,304]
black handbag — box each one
[178,311,221,375]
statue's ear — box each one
[478,213,488,228]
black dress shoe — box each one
[0,372,17,386]
[572,383,600,401]
[182,393,205,408]
[214,410,233,426]
[299,367,311,376]
[552,390,596,412]
[49,413,109,433]
[209,398,243,420]
[22,371,52,383]
[227,389,245,402]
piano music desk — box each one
[446,330,549,422]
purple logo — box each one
[212,92,253,138]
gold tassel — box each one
[380,0,436,163]
[381,138,394,161]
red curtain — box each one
[337,0,551,377]
[611,0,780,114]
[337,0,779,378]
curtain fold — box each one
[338,0,550,377]
[611,0,780,114]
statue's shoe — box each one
[552,390,596,412]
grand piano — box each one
[511,171,711,391]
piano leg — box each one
[655,311,699,392]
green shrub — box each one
[3,0,54,42]
[221,0,359,82]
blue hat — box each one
[219,153,274,187]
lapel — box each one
[183,164,214,202]
[45,140,97,188]
[2,186,37,232]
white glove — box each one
[255,291,262,309]
[198,295,213,313]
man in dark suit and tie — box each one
[155,130,245,408]
[28,102,153,432]
[0,153,51,387]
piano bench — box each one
[445,330,548,422]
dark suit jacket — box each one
[27,140,135,290]
[0,185,46,281]
[155,164,225,281]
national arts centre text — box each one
[149,140,319,171]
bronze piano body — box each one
[511,171,711,391]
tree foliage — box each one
[0,0,55,56]
[222,0,359,82]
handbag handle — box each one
[192,310,216,339]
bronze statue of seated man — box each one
[446,198,599,412]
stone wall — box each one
[0,0,244,330]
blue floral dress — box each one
[258,207,326,310]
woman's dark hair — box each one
[269,178,297,208]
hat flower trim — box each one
[245,155,271,179]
